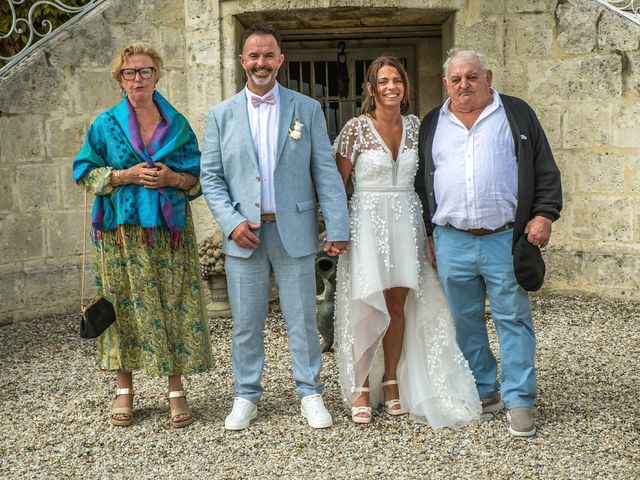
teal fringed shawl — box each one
[73,91,200,243]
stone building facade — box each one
[1,0,639,321]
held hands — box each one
[231,221,261,250]
[524,216,553,248]
[323,240,348,257]
[231,225,347,253]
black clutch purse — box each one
[79,191,116,339]
[80,296,116,339]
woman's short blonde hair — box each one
[110,43,164,83]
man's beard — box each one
[248,67,279,87]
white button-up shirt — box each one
[245,83,280,214]
[432,89,517,230]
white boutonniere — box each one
[288,119,304,140]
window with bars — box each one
[280,49,415,140]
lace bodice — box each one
[334,114,420,190]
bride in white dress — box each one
[333,56,481,428]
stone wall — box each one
[1,0,639,321]
[0,0,211,322]
[500,1,640,299]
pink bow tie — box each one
[251,92,276,108]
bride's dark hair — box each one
[361,56,410,118]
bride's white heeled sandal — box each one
[381,379,406,416]
[351,387,373,424]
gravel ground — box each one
[1,294,639,479]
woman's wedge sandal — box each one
[169,390,195,428]
[381,380,406,416]
[111,388,134,427]
[351,387,373,424]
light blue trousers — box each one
[434,225,536,409]
[225,222,322,404]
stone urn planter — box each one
[206,274,232,317]
[199,236,231,318]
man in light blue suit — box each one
[201,23,350,430]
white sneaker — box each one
[224,397,258,430]
[300,394,333,429]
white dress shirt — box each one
[245,83,280,214]
[432,89,518,230]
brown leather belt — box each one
[260,213,276,223]
[448,222,514,236]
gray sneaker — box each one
[480,393,504,413]
[506,407,536,437]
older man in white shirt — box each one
[416,50,562,437]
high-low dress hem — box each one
[334,115,481,429]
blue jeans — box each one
[433,225,536,409]
[225,222,322,404]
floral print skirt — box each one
[94,212,212,377]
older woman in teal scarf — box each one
[73,43,212,428]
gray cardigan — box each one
[415,93,563,251]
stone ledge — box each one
[7,302,78,323]
[583,251,640,290]
[23,263,85,308]
[545,247,640,297]
[541,283,640,301]
[0,270,26,315]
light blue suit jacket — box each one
[201,85,350,258]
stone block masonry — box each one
[1,0,640,322]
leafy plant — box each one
[0,0,91,67]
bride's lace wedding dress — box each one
[334,114,481,429]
